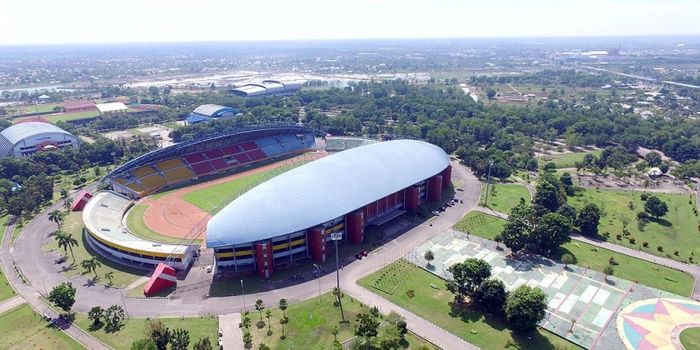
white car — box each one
[206,265,213,273]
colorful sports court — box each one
[406,230,700,349]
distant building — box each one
[186,104,239,125]
[96,102,128,116]
[62,100,96,113]
[0,122,79,158]
[647,167,663,178]
[230,80,305,98]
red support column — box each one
[441,165,452,189]
[428,175,443,202]
[346,211,364,244]
[254,241,274,279]
[307,227,326,262]
[405,186,420,213]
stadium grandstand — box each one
[0,122,79,158]
[207,139,452,278]
[62,100,96,112]
[229,80,305,97]
[82,191,198,270]
[104,125,319,198]
[186,104,239,125]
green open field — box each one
[358,261,581,350]
[537,149,602,169]
[681,327,700,350]
[125,203,192,244]
[183,161,308,214]
[481,183,531,214]
[0,304,83,349]
[567,188,700,264]
[42,212,145,287]
[248,291,436,350]
[43,110,99,123]
[5,103,62,116]
[74,313,218,350]
[453,211,695,296]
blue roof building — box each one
[186,104,238,125]
[206,139,453,277]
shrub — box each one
[640,193,649,201]
[674,251,679,256]
[657,246,664,252]
[616,234,622,240]
[642,241,649,248]
[406,289,415,299]
[608,257,618,266]
[629,237,636,244]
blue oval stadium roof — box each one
[206,139,450,247]
[192,104,236,117]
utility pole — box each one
[240,279,246,313]
[331,232,345,322]
[483,159,494,207]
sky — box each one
[1,0,699,45]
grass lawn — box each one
[681,327,700,350]
[125,203,193,244]
[183,161,307,214]
[42,212,145,288]
[453,211,507,238]
[453,211,695,296]
[358,261,581,350]
[0,304,83,350]
[44,110,99,123]
[481,183,531,214]
[567,188,700,264]
[6,103,62,116]
[248,292,436,350]
[74,313,218,350]
[538,149,602,169]
[0,214,16,303]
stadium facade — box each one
[186,104,239,125]
[207,139,452,278]
[83,126,319,269]
[229,80,305,98]
[0,122,79,158]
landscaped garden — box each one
[0,304,82,349]
[358,261,581,350]
[480,183,531,214]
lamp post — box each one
[313,264,322,305]
[240,279,246,313]
[484,159,494,207]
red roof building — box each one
[71,191,93,211]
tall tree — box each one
[255,299,265,322]
[528,212,572,255]
[644,195,669,218]
[576,203,601,237]
[446,258,492,299]
[48,282,76,313]
[474,278,507,314]
[170,329,190,350]
[501,199,534,253]
[278,298,288,318]
[505,285,548,332]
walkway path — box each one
[219,313,243,350]
[0,295,26,314]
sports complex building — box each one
[0,122,79,158]
[81,121,452,280]
[229,80,304,97]
[185,104,239,125]
[207,139,452,278]
[82,125,318,270]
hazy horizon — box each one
[1,0,699,46]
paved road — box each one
[1,161,483,349]
[0,210,110,350]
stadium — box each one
[80,122,452,294]
[0,121,79,158]
[229,80,305,97]
[82,125,318,272]
[185,104,239,125]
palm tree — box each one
[278,299,288,318]
[104,272,114,286]
[63,198,73,212]
[255,299,265,321]
[81,257,101,278]
[48,210,63,227]
[279,316,288,339]
[265,309,272,334]
[55,232,70,256]
[65,234,78,260]
[331,325,339,342]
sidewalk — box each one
[219,313,244,350]
[0,295,26,314]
